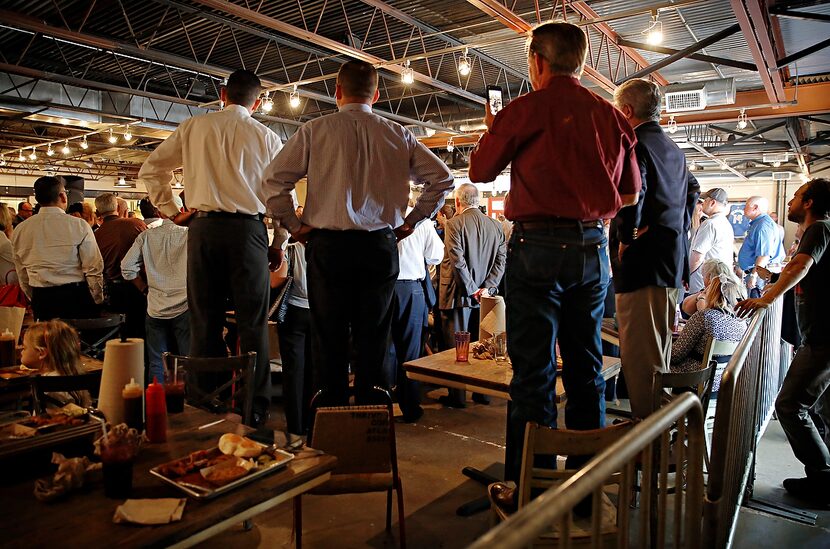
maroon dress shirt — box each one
[469,76,641,221]
[94,215,147,282]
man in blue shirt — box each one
[738,196,785,297]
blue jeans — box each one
[505,224,609,481]
[146,311,191,384]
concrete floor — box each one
[198,388,830,549]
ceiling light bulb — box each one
[289,86,300,109]
[18,151,25,161]
[736,108,748,130]
[123,126,132,140]
[261,92,273,113]
[28,148,37,160]
[667,116,678,134]
[118,176,126,186]
[644,11,663,46]
[446,138,454,152]
[46,145,54,156]
[458,49,471,76]
[62,140,71,155]
[108,129,117,144]
[80,138,89,149]
[689,161,697,171]
[772,160,781,168]
[401,61,415,85]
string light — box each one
[667,115,678,134]
[123,126,132,140]
[81,137,89,149]
[458,48,471,76]
[401,60,415,85]
[446,137,455,152]
[261,91,273,113]
[736,108,748,130]
[28,148,37,161]
[289,86,300,109]
[18,151,25,162]
[46,144,54,156]
[108,129,118,144]
[62,140,71,155]
[644,11,664,46]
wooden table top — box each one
[404,349,621,402]
[1,407,336,548]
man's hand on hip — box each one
[172,209,197,226]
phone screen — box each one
[488,87,503,114]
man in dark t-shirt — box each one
[737,178,830,504]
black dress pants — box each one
[187,216,271,413]
[32,282,99,321]
[306,228,398,405]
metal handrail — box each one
[469,393,706,549]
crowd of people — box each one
[4,19,829,511]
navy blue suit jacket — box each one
[613,121,700,293]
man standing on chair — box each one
[264,60,453,405]
[737,178,830,505]
[139,69,285,427]
[612,79,700,419]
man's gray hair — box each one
[95,193,118,215]
[455,183,480,208]
[614,78,662,122]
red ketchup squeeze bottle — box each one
[145,376,167,443]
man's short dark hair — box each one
[33,176,64,205]
[224,70,262,107]
[139,196,158,219]
[337,60,378,99]
[803,178,830,219]
[528,22,588,76]
[66,202,84,215]
[18,201,32,212]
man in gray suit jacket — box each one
[439,183,507,407]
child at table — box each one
[22,320,91,407]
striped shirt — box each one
[264,103,454,233]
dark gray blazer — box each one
[439,207,506,310]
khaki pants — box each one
[616,286,679,418]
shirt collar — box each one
[338,103,372,114]
[39,206,65,214]
[750,213,770,225]
[224,104,251,117]
[102,214,120,223]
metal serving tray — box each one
[150,444,295,500]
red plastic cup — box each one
[455,331,471,362]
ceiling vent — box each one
[663,78,736,113]
[763,152,789,164]
[772,171,793,181]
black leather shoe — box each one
[251,409,270,428]
[438,395,466,408]
[489,482,517,513]
[784,477,830,505]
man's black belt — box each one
[195,211,265,221]
[515,218,602,231]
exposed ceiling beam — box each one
[709,120,787,151]
[687,140,748,179]
[617,24,740,84]
[615,39,756,71]
[769,6,830,23]
[189,0,484,105]
[776,36,830,69]
[731,0,787,103]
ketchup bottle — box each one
[145,376,167,443]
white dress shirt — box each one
[121,219,188,319]
[264,103,454,233]
[397,216,444,280]
[139,104,283,218]
[0,232,17,285]
[12,206,104,303]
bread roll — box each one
[218,433,243,455]
[234,437,262,458]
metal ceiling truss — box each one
[730,0,787,103]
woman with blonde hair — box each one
[21,320,90,407]
[0,202,17,284]
[670,259,747,391]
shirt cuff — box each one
[160,203,180,218]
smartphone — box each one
[487,85,504,115]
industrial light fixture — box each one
[644,10,664,46]
[667,115,678,134]
[62,140,71,155]
[116,176,128,186]
[446,137,455,152]
[0,155,5,167]
[80,137,89,149]
[18,151,25,162]
[261,91,273,113]
[289,86,300,109]
[108,129,118,144]
[458,48,471,76]
[46,144,54,157]
[28,148,37,161]
[772,160,781,168]
[689,160,698,171]
[401,60,415,85]
[123,126,133,140]
[736,108,748,130]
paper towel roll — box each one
[479,296,506,341]
[98,338,144,425]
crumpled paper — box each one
[113,498,186,525]
[34,452,102,501]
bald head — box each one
[744,196,769,220]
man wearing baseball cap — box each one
[689,188,735,293]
